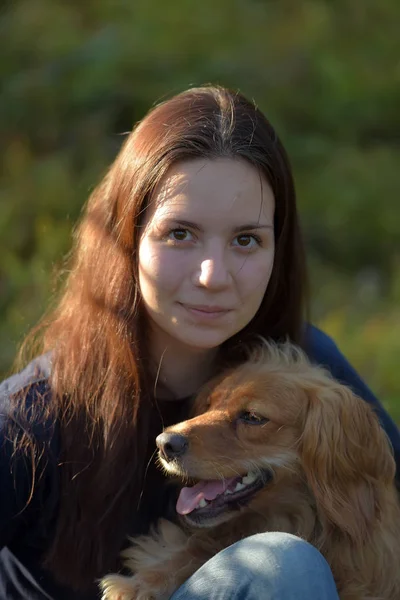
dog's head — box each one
[157,342,396,539]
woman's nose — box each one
[195,257,232,290]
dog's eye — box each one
[238,411,269,425]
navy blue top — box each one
[1,326,399,599]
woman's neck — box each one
[148,336,219,400]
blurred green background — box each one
[1,0,399,421]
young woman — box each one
[1,85,399,600]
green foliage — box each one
[1,0,399,418]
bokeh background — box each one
[1,0,399,420]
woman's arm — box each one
[0,410,34,548]
[0,371,58,549]
[305,324,400,484]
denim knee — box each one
[215,532,337,592]
[170,531,339,600]
[248,531,330,576]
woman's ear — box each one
[300,378,396,543]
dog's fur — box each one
[100,342,400,600]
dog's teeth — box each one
[242,471,258,485]
[224,488,234,495]
[198,498,208,508]
[234,481,245,492]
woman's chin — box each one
[145,311,241,353]
[171,330,232,352]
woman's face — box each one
[138,158,275,354]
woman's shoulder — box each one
[0,353,51,400]
[0,353,55,442]
[303,323,365,379]
[303,324,340,363]
[303,322,379,397]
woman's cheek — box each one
[236,249,274,295]
[139,241,161,282]
[139,243,189,288]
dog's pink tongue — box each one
[176,477,238,515]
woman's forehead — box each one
[147,157,275,226]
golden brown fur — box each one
[100,342,400,600]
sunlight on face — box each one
[138,157,275,356]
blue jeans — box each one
[170,532,339,599]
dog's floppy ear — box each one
[190,360,252,417]
[189,369,233,416]
[300,378,395,543]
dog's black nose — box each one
[156,432,188,461]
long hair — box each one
[16,85,308,587]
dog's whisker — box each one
[243,461,266,482]
[210,457,244,478]
[208,461,227,482]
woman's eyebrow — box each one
[165,219,202,231]
[163,219,273,233]
[233,224,274,233]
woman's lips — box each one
[179,303,232,320]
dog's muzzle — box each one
[156,432,188,461]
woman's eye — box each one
[232,234,261,249]
[167,229,193,242]
[238,411,269,425]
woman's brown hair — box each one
[17,85,308,587]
